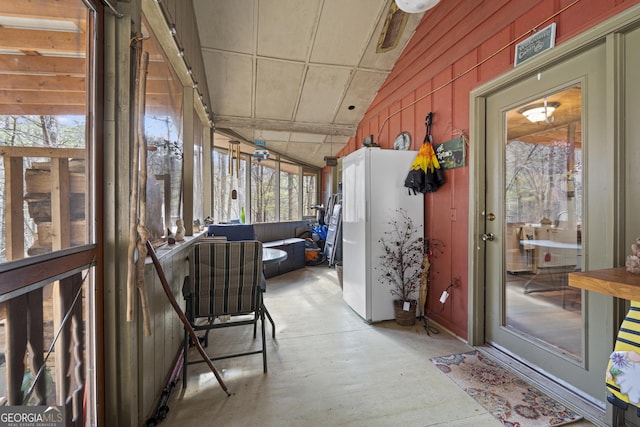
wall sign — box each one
[434,137,466,170]
[514,23,556,67]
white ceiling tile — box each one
[255,59,305,120]
[196,0,425,167]
[233,128,256,141]
[257,0,321,61]
[286,144,325,167]
[310,0,386,66]
[194,0,255,54]
[203,50,253,117]
[260,130,291,142]
[329,135,350,145]
[335,70,388,124]
[295,66,352,123]
[321,135,349,157]
[290,133,326,143]
[264,140,290,153]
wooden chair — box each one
[182,240,267,389]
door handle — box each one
[481,233,495,241]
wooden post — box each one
[51,157,71,250]
[51,157,72,404]
[5,156,24,260]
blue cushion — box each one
[206,224,256,241]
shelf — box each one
[568,267,640,301]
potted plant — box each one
[377,209,424,325]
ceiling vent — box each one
[377,2,409,53]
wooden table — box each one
[568,267,640,425]
[568,267,640,301]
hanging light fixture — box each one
[394,0,440,14]
[228,140,241,177]
[519,101,560,123]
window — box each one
[504,85,583,360]
[279,161,301,221]
[251,159,277,223]
[0,0,99,420]
[212,147,247,223]
[193,114,205,224]
[302,172,318,218]
[142,18,184,239]
[0,17,93,260]
[211,132,321,223]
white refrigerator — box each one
[341,147,424,322]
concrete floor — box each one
[161,264,595,427]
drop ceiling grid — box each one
[194,0,427,167]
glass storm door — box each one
[484,43,613,401]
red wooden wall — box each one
[333,0,640,339]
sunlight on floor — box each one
[160,265,597,427]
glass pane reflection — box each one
[504,85,583,361]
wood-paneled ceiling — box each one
[0,1,88,116]
[506,86,582,148]
[0,1,182,119]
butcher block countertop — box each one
[569,267,640,301]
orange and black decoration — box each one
[405,112,445,194]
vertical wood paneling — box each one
[400,93,415,148]
[414,81,433,140]
[512,2,555,39]
[139,244,191,424]
[139,273,155,421]
[340,0,640,339]
[477,27,511,83]
[387,100,402,147]
[559,0,615,39]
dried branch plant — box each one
[377,209,424,302]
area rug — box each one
[430,351,583,426]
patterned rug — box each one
[430,351,583,426]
